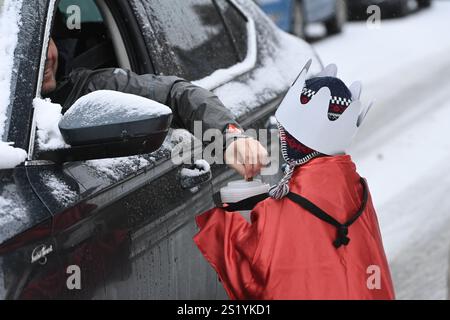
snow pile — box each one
[0,0,23,140]
[0,142,26,169]
[33,98,69,151]
[64,90,172,128]
[180,159,211,177]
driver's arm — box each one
[83,68,268,178]
[84,68,240,138]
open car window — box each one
[31,0,125,158]
[52,0,118,80]
[58,0,103,23]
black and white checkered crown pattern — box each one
[301,87,352,106]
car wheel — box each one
[325,0,347,35]
[291,0,305,38]
[417,0,431,8]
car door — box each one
[19,0,125,299]
[2,0,318,300]
[21,0,287,300]
[94,0,249,299]
[0,0,68,300]
[112,0,284,299]
[22,0,223,299]
[120,0,323,297]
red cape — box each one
[194,155,395,300]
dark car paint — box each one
[0,0,318,299]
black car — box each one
[348,0,432,19]
[0,0,322,299]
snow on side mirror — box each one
[59,90,173,146]
[37,90,173,163]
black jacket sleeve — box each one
[75,68,242,138]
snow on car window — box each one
[150,0,221,52]
[214,30,318,117]
[0,0,23,141]
[136,0,239,80]
[192,11,257,90]
[0,0,27,169]
[198,0,322,118]
[215,0,248,61]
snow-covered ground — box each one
[313,1,450,299]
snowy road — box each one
[313,1,450,299]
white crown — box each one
[275,59,373,155]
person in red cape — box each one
[194,62,395,300]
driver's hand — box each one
[225,137,269,180]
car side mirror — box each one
[36,90,173,163]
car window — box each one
[57,0,103,23]
[0,0,11,141]
[215,0,248,62]
[137,0,241,80]
[52,0,118,79]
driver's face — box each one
[42,38,59,95]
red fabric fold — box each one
[194,155,395,300]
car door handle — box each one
[177,162,212,190]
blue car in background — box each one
[347,0,432,19]
[256,0,347,38]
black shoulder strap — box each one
[215,192,269,212]
[286,178,368,248]
[70,40,115,72]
